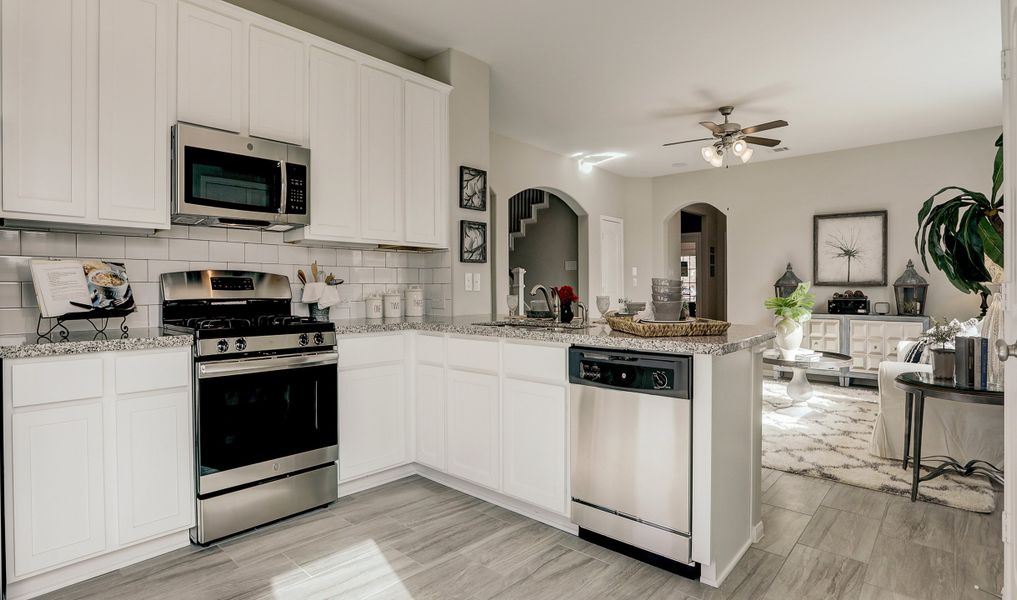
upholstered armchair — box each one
[869,341,1003,467]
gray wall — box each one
[509,194,580,303]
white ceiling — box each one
[277,0,1002,178]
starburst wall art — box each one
[813,211,887,286]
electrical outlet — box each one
[465,272,473,291]
[565,260,578,271]
[473,272,483,292]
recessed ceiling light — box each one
[772,146,791,153]
[671,162,687,168]
[574,151,626,173]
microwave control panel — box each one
[286,163,307,215]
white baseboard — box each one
[7,531,191,600]
[699,536,752,588]
[338,463,417,497]
[752,519,765,543]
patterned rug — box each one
[762,379,996,513]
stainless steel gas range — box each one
[161,270,338,545]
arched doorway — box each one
[506,188,582,307]
[664,202,727,320]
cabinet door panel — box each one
[177,1,245,132]
[446,369,499,489]
[502,379,567,514]
[1,0,89,218]
[249,25,306,145]
[307,46,360,239]
[339,363,407,481]
[415,363,446,470]
[116,389,194,545]
[404,82,445,246]
[360,65,403,242]
[12,403,105,576]
[98,0,171,225]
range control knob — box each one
[313,332,325,345]
[235,338,247,351]
[216,339,229,353]
[298,333,309,346]
[652,370,670,390]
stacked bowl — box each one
[651,278,687,321]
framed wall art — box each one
[813,210,887,286]
[460,166,487,211]
[460,220,488,263]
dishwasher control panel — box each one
[569,347,691,399]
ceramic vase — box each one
[930,347,955,380]
[982,291,1005,385]
[774,317,803,360]
[560,301,574,324]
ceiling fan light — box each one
[701,146,717,162]
[740,147,754,163]
[708,154,724,168]
[731,139,747,157]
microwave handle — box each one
[279,161,288,214]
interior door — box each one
[1001,1,1017,594]
[599,216,625,316]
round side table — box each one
[762,350,853,407]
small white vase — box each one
[774,317,803,360]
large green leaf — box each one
[993,133,1004,203]
[978,215,1004,268]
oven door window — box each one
[185,146,282,213]
[197,363,337,476]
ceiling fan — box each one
[663,106,788,167]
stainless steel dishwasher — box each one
[568,346,696,574]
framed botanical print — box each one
[460,220,487,263]
[460,166,487,211]
[813,210,888,286]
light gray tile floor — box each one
[38,472,1002,600]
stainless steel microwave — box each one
[171,123,310,231]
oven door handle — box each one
[198,352,338,379]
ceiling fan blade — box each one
[662,137,713,147]
[698,121,723,134]
[743,135,782,147]
[740,120,788,135]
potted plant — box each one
[918,319,962,380]
[555,285,580,323]
[915,134,1003,308]
[764,282,815,359]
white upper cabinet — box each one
[248,24,306,145]
[360,65,405,242]
[1,0,90,219]
[177,0,245,133]
[97,0,172,227]
[304,46,361,240]
[404,81,447,246]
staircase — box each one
[508,189,550,251]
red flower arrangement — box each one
[555,285,579,304]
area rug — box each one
[762,379,996,513]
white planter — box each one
[774,317,804,360]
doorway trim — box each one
[600,215,625,315]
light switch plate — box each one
[565,260,578,271]
[465,272,474,291]
[473,272,483,292]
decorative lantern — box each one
[893,260,928,316]
[774,263,802,298]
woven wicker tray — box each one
[605,314,731,337]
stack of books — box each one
[955,336,990,389]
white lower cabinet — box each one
[415,363,446,470]
[338,363,408,481]
[115,389,193,546]
[501,378,568,514]
[11,402,106,576]
[446,369,500,489]
[4,347,194,584]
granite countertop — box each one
[333,315,775,356]
[0,327,193,359]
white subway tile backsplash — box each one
[187,227,228,241]
[0,231,20,255]
[189,262,228,271]
[132,282,160,305]
[419,269,433,284]
[245,244,278,263]
[362,251,386,267]
[121,260,148,283]
[261,231,284,244]
[374,268,397,284]
[21,231,76,257]
[348,301,366,318]
[309,248,337,266]
[154,224,189,239]
[169,239,209,261]
[337,284,363,302]
[21,283,37,308]
[337,249,362,267]
[125,236,169,260]
[0,283,22,308]
[0,257,31,282]
[385,252,408,268]
[350,267,374,283]
[77,234,126,259]
[362,284,387,298]
[397,268,419,284]
[208,241,245,262]
[432,269,451,284]
[147,260,190,280]
[227,262,261,271]
[227,229,262,243]
[0,308,38,334]
[260,263,292,278]
[278,245,309,265]
[409,253,430,268]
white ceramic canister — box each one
[383,293,403,318]
[404,286,425,317]
[365,297,384,319]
